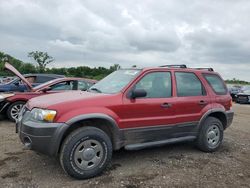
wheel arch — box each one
[6,100,27,121]
[57,113,124,154]
[199,109,227,130]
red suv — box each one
[16,65,234,179]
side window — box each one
[78,81,88,91]
[175,72,205,97]
[25,76,36,84]
[203,74,227,95]
[135,72,172,98]
[50,81,74,91]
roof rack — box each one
[158,65,214,71]
[159,64,187,68]
[194,68,214,72]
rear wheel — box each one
[196,117,224,152]
[7,101,26,122]
[60,127,112,179]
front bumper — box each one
[0,100,9,113]
[16,110,69,156]
[225,110,234,129]
[236,95,250,104]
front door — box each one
[119,71,176,142]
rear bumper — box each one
[17,118,69,157]
[225,110,234,129]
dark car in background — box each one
[228,85,242,101]
[0,73,64,92]
[235,86,250,104]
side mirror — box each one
[130,89,147,99]
[41,86,51,93]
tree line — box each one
[0,51,120,80]
[1,51,249,84]
[225,78,250,85]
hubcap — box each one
[74,139,103,170]
[207,125,220,147]
[10,104,23,121]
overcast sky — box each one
[0,0,250,81]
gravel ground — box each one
[0,104,249,188]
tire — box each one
[7,101,26,122]
[60,126,112,179]
[196,117,224,152]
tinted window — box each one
[135,72,172,98]
[36,76,54,83]
[175,72,205,97]
[204,74,227,95]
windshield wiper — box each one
[88,87,102,93]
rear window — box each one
[203,74,227,95]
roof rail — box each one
[159,64,187,68]
[194,68,214,72]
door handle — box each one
[198,100,207,105]
[161,103,172,108]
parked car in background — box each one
[0,64,65,92]
[228,85,242,101]
[17,65,233,179]
[0,63,96,121]
[0,76,15,84]
[235,86,250,104]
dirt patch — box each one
[4,151,25,156]
[1,171,19,179]
[0,156,19,167]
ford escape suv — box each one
[16,65,234,179]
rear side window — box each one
[203,74,227,95]
[175,72,205,97]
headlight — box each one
[0,93,15,99]
[30,108,57,122]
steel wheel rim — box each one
[206,125,220,147]
[74,139,104,170]
[10,104,23,120]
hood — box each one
[27,91,102,109]
[4,63,33,91]
[238,90,250,95]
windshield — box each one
[242,88,250,94]
[4,77,19,84]
[89,69,141,94]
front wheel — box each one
[60,127,112,179]
[196,117,224,152]
[7,101,26,122]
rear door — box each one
[173,71,211,127]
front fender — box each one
[56,109,124,150]
[56,107,120,124]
